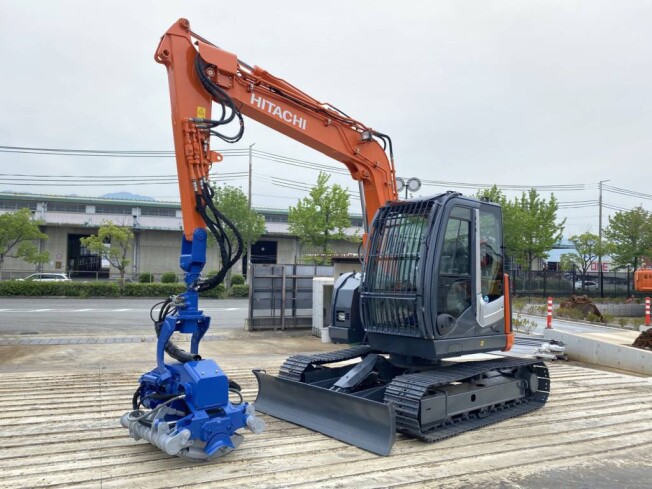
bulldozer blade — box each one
[253,370,396,456]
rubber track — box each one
[278,345,374,381]
[384,357,550,442]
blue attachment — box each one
[139,359,252,456]
[137,228,254,458]
[156,229,209,373]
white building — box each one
[0,192,363,280]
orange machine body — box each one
[634,268,652,293]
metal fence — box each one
[512,269,637,298]
[247,264,333,331]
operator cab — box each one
[359,192,510,363]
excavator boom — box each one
[155,18,397,237]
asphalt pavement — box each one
[523,313,638,335]
[0,297,249,335]
[0,296,637,339]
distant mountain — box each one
[100,192,155,201]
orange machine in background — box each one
[635,268,652,292]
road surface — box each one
[0,297,249,334]
[524,313,636,335]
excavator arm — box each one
[155,18,398,239]
[121,17,400,463]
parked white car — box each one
[18,273,71,282]
[574,280,598,290]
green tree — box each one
[477,185,519,260]
[476,185,505,205]
[477,186,564,270]
[0,208,49,269]
[564,233,605,286]
[288,172,351,261]
[80,222,133,284]
[603,206,652,271]
[559,253,577,272]
[511,189,565,270]
[212,184,266,251]
[210,184,266,272]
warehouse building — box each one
[0,192,363,280]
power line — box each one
[0,145,175,155]
[603,184,652,201]
[0,171,248,181]
[0,180,242,187]
[564,214,599,220]
[603,202,632,212]
[0,145,248,158]
[269,176,315,191]
[264,176,360,200]
[0,175,246,187]
[3,144,651,210]
[0,173,177,180]
[252,151,350,175]
[420,179,585,192]
[557,200,600,209]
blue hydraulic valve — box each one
[120,229,264,460]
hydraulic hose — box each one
[195,184,244,293]
[145,54,246,362]
[154,318,202,364]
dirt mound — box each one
[558,295,604,322]
[633,328,652,350]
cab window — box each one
[479,204,503,301]
[437,207,471,318]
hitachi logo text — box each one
[250,93,307,131]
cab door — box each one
[432,204,474,338]
[474,203,505,330]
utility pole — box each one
[598,179,610,297]
[247,143,255,284]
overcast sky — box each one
[1,0,651,236]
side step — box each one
[253,370,396,456]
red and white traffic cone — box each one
[646,297,650,327]
[546,296,553,329]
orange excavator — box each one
[121,18,550,459]
[634,267,652,292]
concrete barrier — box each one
[596,303,645,317]
[544,329,652,376]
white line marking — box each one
[32,309,54,312]
[112,309,133,312]
[73,309,94,312]
[203,308,244,312]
